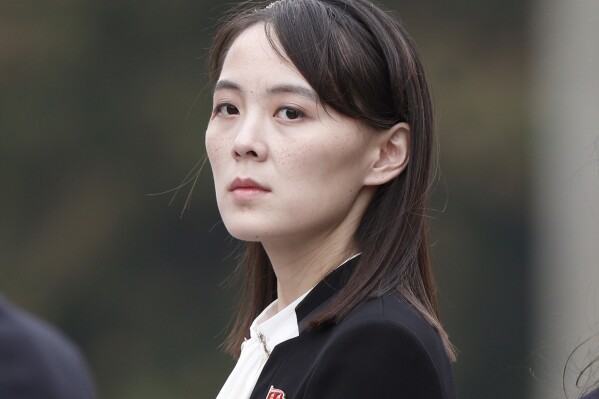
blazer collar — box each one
[295,255,359,331]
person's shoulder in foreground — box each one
[582,388,599,399]
[302,291,457,399]
[0,295,96,399]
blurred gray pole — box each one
[531,1,599,398]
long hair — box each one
[208,0,456,361]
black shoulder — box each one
[303,292,456,399]
[346,292,452,370]
[0,297,96,399]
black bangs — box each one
[266,0,402,129]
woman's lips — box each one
[228,178,271,200]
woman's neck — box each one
[262,231,357,313]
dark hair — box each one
[208,0,456,361]
[565,334,599,398]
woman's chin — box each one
[230,233,262,243]
[223,225,265,242]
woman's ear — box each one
[363,122,410,186]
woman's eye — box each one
[275,107,304,121]
[215,103,239,116]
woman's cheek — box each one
[206,133,227,166]
[278,143,325,180]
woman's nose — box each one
[231,117,267,161]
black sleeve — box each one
[303,319,448,399]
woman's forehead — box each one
[224,24,285,66]
[218,25,310,92]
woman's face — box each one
[205,24,378,245]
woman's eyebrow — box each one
[214,79,241,93]
[267,84,317,101]
[214,80,317,102]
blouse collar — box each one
[248,253,361,353]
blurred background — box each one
[1,0,597,398]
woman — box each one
[205,0,457,398]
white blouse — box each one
[215,291,309,399]
[215,254,360,399]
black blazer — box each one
[248,259,457,399]
[0,296,96,399]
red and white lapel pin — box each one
[266,385,286,399]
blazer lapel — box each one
[295,256,358,332]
